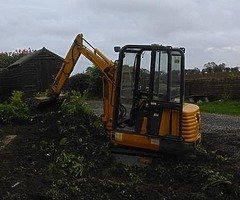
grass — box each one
[199,100,240,116]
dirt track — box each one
[0,102,239,199]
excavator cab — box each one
[111,45,200,154]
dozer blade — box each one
[159,135,191,155]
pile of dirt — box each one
[0,109,240,199]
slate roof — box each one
[8,47,64,68]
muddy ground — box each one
[0,101,239,200]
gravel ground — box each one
[201,112,240,160]
[87,100,103,116]
[202,113,240,133]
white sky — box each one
[1,0,240,74]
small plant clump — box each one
[34,90,49,97]
[60,91,92,115]
[0,91,30,123]
[198,166,232,189]
[48,152,85,177]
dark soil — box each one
[0,108,240,199]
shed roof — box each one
[8,47,64,68]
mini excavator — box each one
[47,33,201,155]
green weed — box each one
[48,152,85,177]
[46,179,82,199]
[60,91,92,115]
[196,145,229,162]
[46,188,63,199]
[92,120,103,129]
[59,137,68,146]
[34,89,49,97]
[0,91,29,123]
[198,166,232,189]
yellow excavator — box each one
[48,33,201,155]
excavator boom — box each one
[50,34,115,97]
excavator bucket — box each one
[35,97,64,111]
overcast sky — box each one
[1,0,240,74]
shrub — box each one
[68,73,90,93]
[67,66,103,98]
[86,66,103,98]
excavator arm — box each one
[50,34,115,97]
[49,34,116,130]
